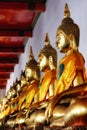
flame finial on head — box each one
[45,33,50,46]
[29,45,34,60]
[64,3,70,18]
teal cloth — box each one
[58,64,64,79]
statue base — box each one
[1,125,87,130]
[33,126,87,130]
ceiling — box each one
[0,0,47,89]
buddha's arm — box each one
[49,79,57,98]
[49,56,56,70]
[33,91,39,103]
[45,70,86,122]
[48,56,57,97]
[49,84,54,98]
[73,70,84,86]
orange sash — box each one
[0,105,10,120]
[18,81,39,110]
[55,51,86,95]
[39,69,57,101]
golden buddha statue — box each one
[8,71,29,116]
[8,46,40,126]
[0,96,10,121]
[5,46,40,127]
[6,78,20,101]
[0,69,28,127]
[25,33,58,128]
[19,70,28,89]
[37,33,57,102]
[4,72,27,128]
[0,78,20,121]
[45,3,87,128]
[17,46,40,111]
[29,33,57,108]
[15,79,21,97]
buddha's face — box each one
[25,67,39,81]
[7,90,12,100]
[16,83,21,92]
[2,97,8,105]
[38,53,49,71]
[20,76,27,87]
[56,30,70,53]
[7,87,16,100]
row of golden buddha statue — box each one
[0,3,87,130]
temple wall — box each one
[6,0,87,93]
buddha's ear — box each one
[68,33,78,51]
[68,33,74,41]
[49,56,53,64]
[49,56,55,70]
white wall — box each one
[0,89,6,98]
[6,0,87,93]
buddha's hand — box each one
[25,108,31,118]
[45,101,54,123]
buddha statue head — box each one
[6,80,17,101]
[38,33,57,72]
[56,3,80,53]
[16,79,21,94]
[0,96,8,107]
[25,46,40,82]
[20,70,27,88]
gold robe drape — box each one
[39,69,57,101]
